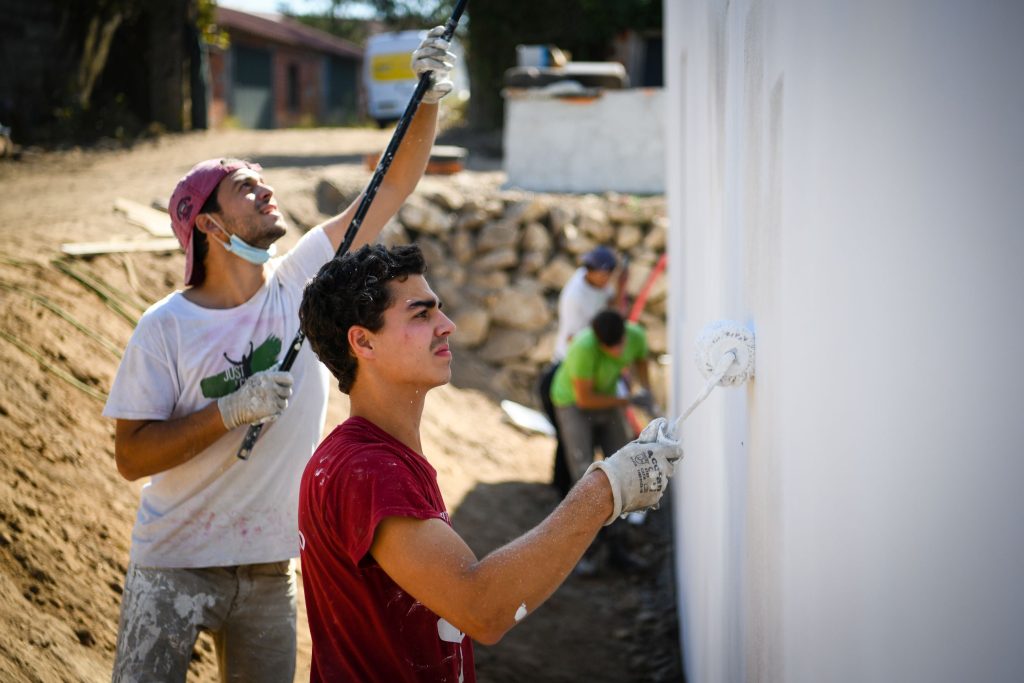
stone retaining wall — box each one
[311,173,669,406]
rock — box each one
[476,219,521,252]
[486,283,551,331]
[315,177,358,215]
[315,178,344,214]
[417,237,445,267]
[577,205,614,242]
[455,207,488,231]
[631,247,660,264]
[458,283,494,307]
[561,222,579,243]
[548,204,575,235]
[644,215,669,251]
[625,260,655,297]
[483,198,505,217]
[607,201,640,224]
[562,230,597,256]
[537,256,577,290]
[399,195,453,235]
[379,218,410,248]
[643,318,668,355]
[636,195,667,221]
[284,194,328,232]
[450,307,490,348]
[433,279,466,312]
[493,362,543,406]
[647,295,667,317]
[451,229,476,264]
[474,247,519,271]
[528,331,557,364]
[521,221,553,253]
[645,271,668,305]
[505,197,549,225]
[429,261,457,282]
[479,327,536,362]
[615,223,644,251]
[512,278,546,296]
[518,250,547,276]
[446,265,467,286]
[420,185,465,212]
[468,269,511,290]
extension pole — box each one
[237,0,470,460]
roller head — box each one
[694,320,755,387]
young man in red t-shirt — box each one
[296,244,683,682]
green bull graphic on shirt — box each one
[200,335,283,398]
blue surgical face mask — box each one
[216,231,277,265]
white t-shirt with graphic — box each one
[553,267,614,361]
[103,227,334,568]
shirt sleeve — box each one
[332,450,444,565]
[271,226,334,290]
[102,317,179,421]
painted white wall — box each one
[503,89,665,193]
[665,2,1024,682]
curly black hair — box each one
[300,243,426,394]
[591,309,626,347]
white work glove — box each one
[586,417,682,525]
[217,370,293,430]
[411,26,456,104]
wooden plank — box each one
[60,238,181,256]
[113,197,174,237]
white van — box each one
[364,30,469,127]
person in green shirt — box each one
[550,309,656,574]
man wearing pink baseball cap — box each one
[102,28,457,682]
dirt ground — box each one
[0,128,681,682]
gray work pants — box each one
[554,405,632,482]
[112,560,297,683]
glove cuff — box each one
[585,460,622,526]
[216,394,238,431]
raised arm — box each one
[571,377,630,410]
[319,102,439,252]
[320,27,455,252]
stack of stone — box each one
[312,174,669,405]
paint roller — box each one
[669,320,755,437]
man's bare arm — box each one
[114,369,292,480]
[633,357,651,390]
[370,470,614,645]
[114,406,227,481]
[571,377,629,410]
[319,103,439,253]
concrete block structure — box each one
[664,2,1024,681]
